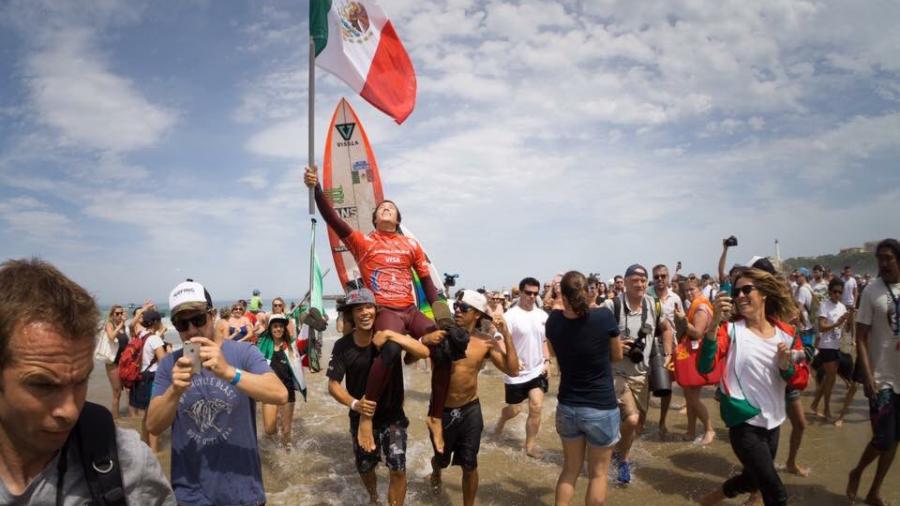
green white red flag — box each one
[310,0,417,124]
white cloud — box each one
[25,28,176,153]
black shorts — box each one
[129,371,154,410]
[817,348,841,364]
[432,399,483,471]
[350,417,409,474]
[869,389,900,451]
[504,373,549,405]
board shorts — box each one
[869,389,900,451]
[615,373,649,418]
[431,399,483,471]
[350,417,409,474]
[556,403,621,448]
[505,373,549,405]
[374,304,436,340]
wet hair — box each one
[519,277,540,292]
[876,238,900,261]
[0,258,99,371]
[560,271,590,317]
[371,200,402,227]
[828,278,845,292]
[734,268,799,323]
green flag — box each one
[311,250,325,313]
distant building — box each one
[863,241,879,252]
[839,247,866,255]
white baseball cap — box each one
[169,280,212,317]
[458,289,489,315]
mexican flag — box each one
[310,0,416,124]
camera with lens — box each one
[443,273,459,287]
[724,235,738,247]
[626,323,654,363]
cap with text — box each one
[169,280,212,318]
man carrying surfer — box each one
[304,165,465,454]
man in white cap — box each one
[146,279,287,506]
[424,290,520,506]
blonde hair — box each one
[107,304,123,324]
[736,268,799,323]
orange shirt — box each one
[345,229,430,309]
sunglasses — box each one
[114,311,124,315]
[173,312,209,332]
[653,274,667,280]
[731,285,757,297]
[273,303,284,307]
[523,290,539,297]
[455,302,474,313]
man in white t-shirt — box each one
[847,239,900,506]
[652,264,682,437]
[493,277,550,458]
[842,266,860,308]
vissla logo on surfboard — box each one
[338,2,373,44]
[335,122,357,143]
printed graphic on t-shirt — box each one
[181,375,238,447]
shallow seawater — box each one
[89,331,898,505]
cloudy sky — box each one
[1,0,898,304]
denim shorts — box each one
[555,403,621,448]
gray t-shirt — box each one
[0,427,175,505]
[604,294,660,377]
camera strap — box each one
[617,295,649,337]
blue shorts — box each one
[555,403,620,448]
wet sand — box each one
[89,333,898,505]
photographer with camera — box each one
[603,264,673,484]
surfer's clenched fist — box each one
[303,165,319,188]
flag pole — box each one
[307,37,316,216]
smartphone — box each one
[183,341,201,374]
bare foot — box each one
[786,463,810,477]
[658,426,669,441]
[864,493,889,506]
[697,430,716,446]
[526,445,544,459]
[428,472,442,494]
[742,492,763,506]
[683,433,697,442]
[847,468,862,503]
[426,416,445,454]
[834,418,845,428]
[698,488,725,506]
[357,415,376,452]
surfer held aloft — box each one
[304,165,467,454]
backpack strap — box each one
[66,402,126,506]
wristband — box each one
[230,368,243,386]
[350,399,359,412]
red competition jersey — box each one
[344,229,430,309]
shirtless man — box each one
[418,290,520,506]
[304,165,461,453]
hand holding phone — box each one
[182,341,202,374]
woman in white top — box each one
[698,268,800,506]
[810,278,852,422]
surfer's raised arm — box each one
[304,165,353,239]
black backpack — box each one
[56,401,126,506]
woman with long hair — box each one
[258,314,301,446]
[546,271,623,506]
[226,303,255,343]
[102,305,129,418]
[698,268,803,506]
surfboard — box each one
[323,98,384,290]
[322,98,446,314]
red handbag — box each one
[674,333,727,387]
[772,319,810,391]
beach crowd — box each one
[0,177,897,506]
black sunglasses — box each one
[523,290,539,297]
[173,312,209,331]
[731,285,757,297]
[653,274,667,280]
[455,302,474,313]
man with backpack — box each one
[603,264,673,484]
[146,280,287,506]
[0,258,175,505]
